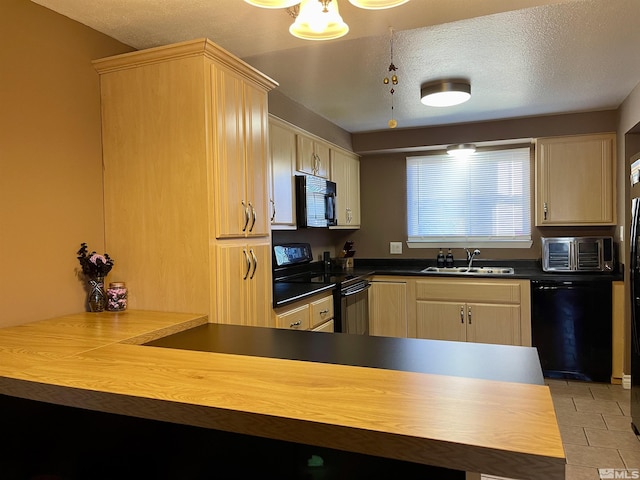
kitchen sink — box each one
[421,266,515,275]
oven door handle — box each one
[341,283,371,297]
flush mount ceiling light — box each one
[244,0,300,8]
[289,0,349,40]
[247,0,409,41]
[446,144,476,156]
[420,79,471,107]
[349,0,410,8]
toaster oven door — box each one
[542,239,572,271]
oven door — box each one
[341,281,371,335]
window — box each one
[406,147,532,248]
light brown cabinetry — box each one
[268,116,297,229]
[330,149,361,229]
[612,281,624,383]
[94,39,277,325]
[216,241,272,327]
[368,279,408,337]
[535,133,616,225]
[415,278,531,346]
[273,292,334,331]
[296,133,330,178]
[213,64,270,238]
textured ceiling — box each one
[31,0,640,133]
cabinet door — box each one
[416,301,466,342]
[212,65,247,238]
[212,65,269,238]
[466,303,521,346]
[314,141,330,178]
[536,134,615,225]
[245,241,273,327]
[369,281,407,337]
[269,119,296,228]
[244,82,269,236]
[296,134,316,175]
[215,241,272,327]
[296,134,329,178]
[330,150,360,228]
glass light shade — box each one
[244,0,300,8]
[421,80,471,107]
[348,0,410,9]
[290,0,349,40]
[447,144,476,156]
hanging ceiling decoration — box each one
[245,0,410,41]
[383,28,399,128]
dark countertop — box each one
[146,323,544,385]
[273,259,622,307]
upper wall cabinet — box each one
[268,117,297,229]
[213,64,270,238]
[330,149,361,229]
[535,133,616,226]
[296,133,330,178]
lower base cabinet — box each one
[368,278,408,337]
[415,278,531,346]
[367,276,531,347]
[273,292,334,332]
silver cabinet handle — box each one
[270,198,276,222]
[243,249,251,280]
[241,201,250,232]
[320,309,329,315]
[468,306,472,324]
[248,202,256,232]
[460,306,464,323]
[249,249,258,279]
[543,202,548,221]
[290,320,301,328]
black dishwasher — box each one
[531,279,612,382]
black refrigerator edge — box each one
[630,197,640,434]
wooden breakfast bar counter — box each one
[0,311,565,479]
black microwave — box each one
[295,175,337,228]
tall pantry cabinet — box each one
[93,39,278,326]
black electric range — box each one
[272,243,372,332]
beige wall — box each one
[0,0,133,326]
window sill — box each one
[406,240,533,249]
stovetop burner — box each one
[281,272,358,285]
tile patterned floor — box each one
[547,379,640,479]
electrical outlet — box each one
[390,242,403,254]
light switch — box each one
[390,242,403,254]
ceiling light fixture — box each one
[446,144,476,156]
[289,0,349,41]
[247,0,410,41]
[348,0,410,8]
[421,79,471,107]
[244,0,300,8]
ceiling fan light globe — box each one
[348,0,410,9]
[290,0,349,40]
[244,0,300,8]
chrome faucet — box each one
[466,248,481,269]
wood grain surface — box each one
[0,311,565,480]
